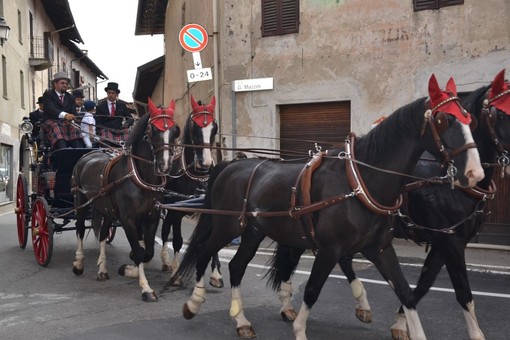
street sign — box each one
[187,68,213,83]
[232,78,274,92]
[179,24,209,53]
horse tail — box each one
[264,243,304,292]
[174,160,234,283]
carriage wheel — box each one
[15,174,30,249]
[106,224,117,244]
[31,197,54,267]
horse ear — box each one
[428,74,441,103]
[446,77,457,96]
[490,69,506,98]
[190,95,199,110]
[206,96,216,113]
[148,97,158,116]
[167,99,176,114]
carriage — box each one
[15,117,117,267]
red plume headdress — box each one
[190,95,215,127]
[428,74,471,125]
[488,69,510,115]
[148,97,176,131]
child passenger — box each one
[81,100,97,148]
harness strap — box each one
[345,133,403,215]
[239,160,269,228]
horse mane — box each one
[356,97,428,160]
[181,112,193,144]
[125,113,150,148]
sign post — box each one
[179,24,212,83]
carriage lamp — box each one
[0,17,10,46]
[20,117,33,134]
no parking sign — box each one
[179,23,209,53]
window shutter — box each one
[262,0,299,37]
[281,0,299,35]
[414,0,464,12]
[262,0,278,37]
[413,0,439,11]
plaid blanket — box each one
[99,128,130,144]
[42,119,82,147]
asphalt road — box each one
[1,209,509,339]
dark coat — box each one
[29,109,44,138]
[95,99,134,131]
[42,90,76,121]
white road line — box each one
[156,237,510,299]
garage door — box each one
[279,101,351,158]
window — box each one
[262,0,299,37]
[20,70,24,108]
[18,10,22,44]
[413,0,464,12]
[0,144,13,204]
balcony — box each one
[29,36,54,71]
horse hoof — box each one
[72,266,84,276]
[355,308,372,323]
[280,309,297,322]
[96,273,109,281]
[162,264,173,274]
[236,325,256,339]
[142,291,158,302]
[118,264,127,276]
[182,303,196,320]
[169,275,183,286]
[391,329,410,340]
[209,277,224,288]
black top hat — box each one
[36,96,44,104]
[104,82,120,94]
[72,89,84,98]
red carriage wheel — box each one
[31,197,54,267]
[15,174,30,249]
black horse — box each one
[173,75,484,339]
[160,96,223,288]
[341,69,510,339]
[72,98,180,302]
[267,69,510,340]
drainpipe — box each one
[213,0,222,160]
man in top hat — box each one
[73,89,86,114]
[41,72,84,150]
[29,96,45,142]
[95,82,134,145]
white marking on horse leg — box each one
[402,306,426,340]
[461,124,484,186]
[463,301,485,340]
[160,242,172,271]
[278,281,294,313]
[138,263,153,295]
[73,237,84,270]
[390,310,408,340]
[186,277,206,315]
[293,302,310,340]
[96,239,107,276]
[138,240,145,248]
[123,265,139,278]
[230,287,251,328]
[351,278,370,309]
[171,251,180,274]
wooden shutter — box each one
[413,0,464,12]
[279,101,350,158]
[262,0,299,37]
